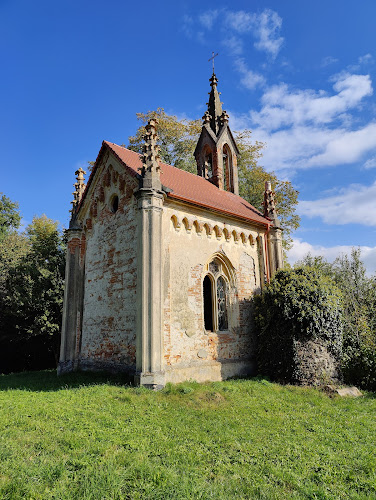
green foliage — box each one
[0,232,30,301]
[254,267,343,384]
[0,214,65,371]
[128,109,300,246]
[0,372,375,499]
[331,250,376,389]
[128,108,202,174]
[297,249,376,390]
[0,193,21,239]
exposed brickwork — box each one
[68,237,81,255]
[79,159,138,369]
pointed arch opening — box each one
[203,145,213,180]
[222,144,233,192]
[202,253,235,332]
[203,275,214,331]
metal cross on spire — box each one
[208,51,219,73]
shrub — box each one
[253,267,343,385]
[297,250,376,391]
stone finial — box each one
[70,168,86,213]
[202,110,212,125]
[209,72,219,87]
[220,110,229,125]
[140,119,162,190]
[263,180,279,221]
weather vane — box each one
[208,51,219,73]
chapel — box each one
[58,72,283,388]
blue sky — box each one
[1,0,375,273]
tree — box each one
[0,232,30,329]
[1,215,65,372]
[128,109,299,247]
[0,193,21,239]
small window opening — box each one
[223,152,228,191]
[204,152,213,179]
[111,195,119,213]
[223,145,233,192]
[203,275,214,331]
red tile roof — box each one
[86,141,271,227]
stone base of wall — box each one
[293,339,341,386]
[58,358,136,377]
[164,358,255,384]
[57,360,76,375]
[58,357,256,387]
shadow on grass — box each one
[0,369,133,392]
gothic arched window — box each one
[203,257,232,332]
[203,146,213,180]
[222,144,233,192]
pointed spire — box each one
[140,119,162,190]
[263,181,280,224]
[70,168,86,213]
[206,72,223,135]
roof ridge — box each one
[98,140,271,227]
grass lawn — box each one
[0,371,375,499]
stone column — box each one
[257,234,267,289]
[263,181,284,277]
[134,188,165,389]
[268,224,284,276]
[134,118,165,389]
[58,226,85,374]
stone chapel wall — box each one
[79,161,138,373]
[162,201,265,383]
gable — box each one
[193,125,217,157]
[77,150,138,232]
[216,124,240,155]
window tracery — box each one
[203,256,233,332]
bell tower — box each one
[194,72,239,195]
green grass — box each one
[0,371,375,499]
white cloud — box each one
[364,156,376,169]
[288,239,376,275]
[251,73,372,131]
[359,53,373,65]
[322,56,339,67]
[222,36,243,56]
[182,14,204,43]
[227,9,283,58]
[235,58,265,90]
[188,8,284,60]
[253,9,283,58]
[227,10,254,33]
[237,72,376,172]
[299,181,376,226]
[198,10,220,30]
[306,122,376,167]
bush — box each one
[254,267,343,385]
[297,250,376,391]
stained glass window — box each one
[209,261,220,275]
[217,276,228,331]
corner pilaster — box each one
[134,118,165,389]
[268,225,284,276]
[134,188,165,389]
[263,181,284,277]
[58,226,85,374]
